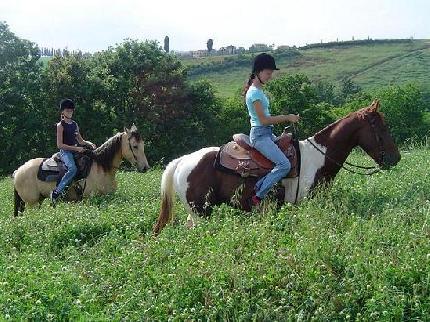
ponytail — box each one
[242,73,256,97]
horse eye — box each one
[133,145,138,149]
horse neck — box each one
[311,114,360,178]
[92,133,124,174]
[111,148,123,174]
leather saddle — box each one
[214,130,299,178]
[37,151,93,183]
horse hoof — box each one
[186,219,194,229]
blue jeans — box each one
[250,126,291,199]
[54,149,77,194]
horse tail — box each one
[14,188,24,217]
[153,157,182,235]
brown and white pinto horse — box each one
[153,100,401,234]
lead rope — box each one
[287,124,301,204]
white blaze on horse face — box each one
[282,136,327,203]
[174,147,220,211]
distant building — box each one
[175,51,193,57]
[237,47,246,54]
[249,43,271,53]
[218,47,227,55]
[191,50,209,58]
[226,45,236,55]
[277,45,291,51]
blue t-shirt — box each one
[245,85,271,126]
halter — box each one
[367,113,386,164]
[306,113,384,176]
[128,136,138,164]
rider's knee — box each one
[278,160,291,174]
[68,164,78,175]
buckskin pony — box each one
[13,125,150,216]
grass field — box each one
[186,40,430,97]
[0,145,429,320]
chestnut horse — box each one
[153,101,401,234]
[13,125,150,216]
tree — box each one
[266,74,317,116]
[1,22,226,173]
[71,40,221,161]
[266,74,337,137]
[312,80,336,105]
[341,78,361,98]
[207,39,213,52]
[0,21,46,174]
[375,84,428,142]
[164,36,169,53]
[99,40,220,160]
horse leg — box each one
[184,187,217,229]
[153,158,182,235]
[186,212,200,229]
[14,189,25,217]
[14,190,43,216]
[38,194,45,207]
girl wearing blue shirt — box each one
[244,53,300,206]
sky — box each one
[1,0,429,52]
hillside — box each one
[185,40,430,97]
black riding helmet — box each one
[252,53,279,73]
[59,98,75,111]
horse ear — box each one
[131,123,137,131]
[375,99,380,110]
[369,99,380,112]
[124,127,130,135]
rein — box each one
[89,133,137,171]
[287,124,302,204]
[290,114,382,203]
[305,114,383,176]
[128,137,138,163]
[306,138,380,175]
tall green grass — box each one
[0,146,429,320]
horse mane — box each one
[313,101,384,139]
[355,106,383,120]
[91,133,123,172]
[313,117,343,138]
[129,126,142,142]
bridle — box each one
[306,113,385,176]
[292,114,384,203]
[368,113,386,165]
[128,136,138,164]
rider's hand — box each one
[286,114,300,123]
[76,146,85,153]
[84,141,96,149]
